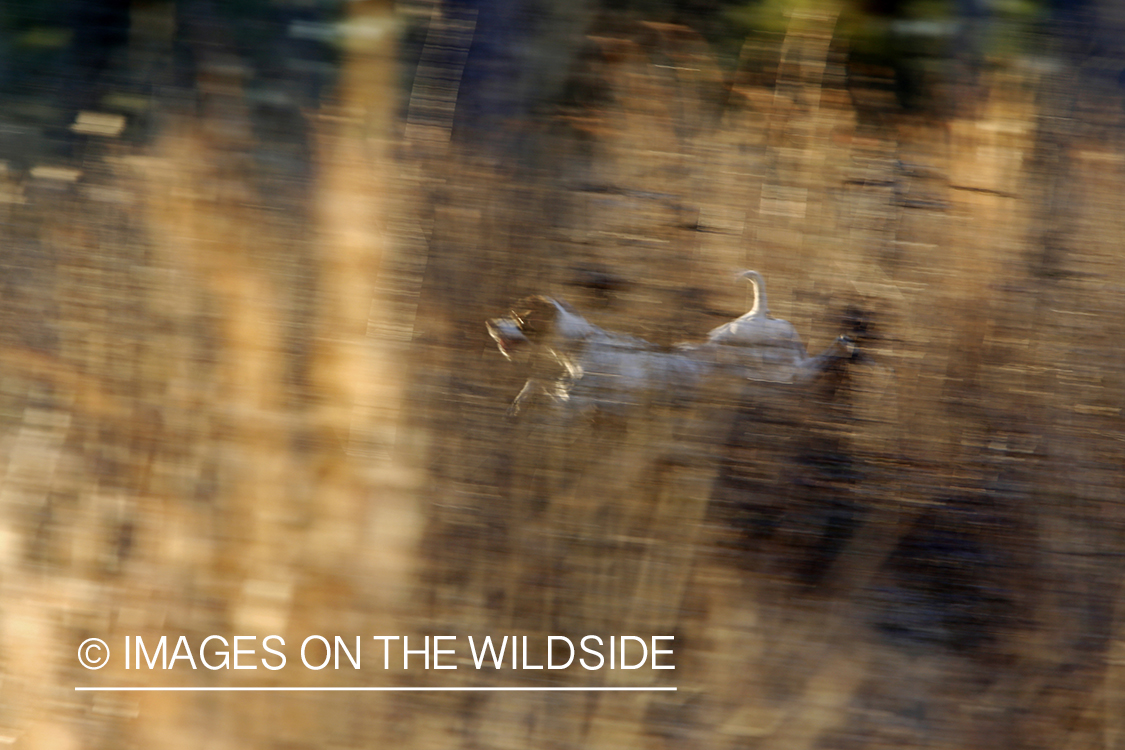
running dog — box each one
[487,277,855,415]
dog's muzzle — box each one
[487,318,531,360]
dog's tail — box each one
[738,269,768,317]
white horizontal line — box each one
[75,686,676,692]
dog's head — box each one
[486,296,587,359]
[486,316,531,360]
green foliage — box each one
[724,0,1045,63]
[725,0,838,35]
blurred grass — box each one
[0,3,1123,749]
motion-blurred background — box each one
[1,0,1123,747]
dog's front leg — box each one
[507,379,541,416]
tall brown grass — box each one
[0,6,1122,749]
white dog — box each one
[487,277,854,416]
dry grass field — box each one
[0,4,1123,749]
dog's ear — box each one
[512,296,560,342]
